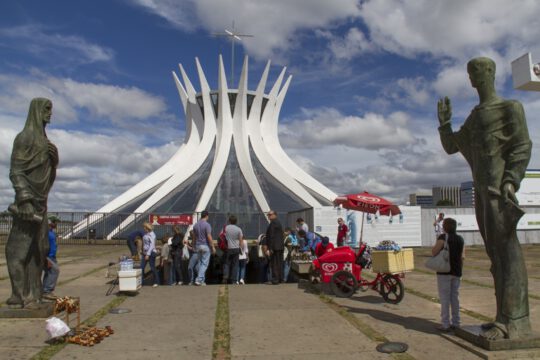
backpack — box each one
[289,233,299,247]
[218,225,228,251]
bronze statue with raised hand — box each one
[6,98,58,309]
[437,57,532,340]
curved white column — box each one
[195,56,235,212]
[105,64,217,239]
[247,62,321,208]
[261,74,337,203]
[68,55,338,240]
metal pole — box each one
[359,212,365,244]
[231,37,235,87]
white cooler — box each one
[118,269,142,292]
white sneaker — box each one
[195,281,206,286]
[235,281,239,285]
[177,282,183,285]
[239,279,245,285]
[152,284,159,288]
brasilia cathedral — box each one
[69,56,337,239]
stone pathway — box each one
[1,244,540,359]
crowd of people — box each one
[131,212,351,287]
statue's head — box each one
[467,57,496,89]
[24,98,52,135]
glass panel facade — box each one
[206,142,263,238]
[249,143,309,212]
[302,185,333,206]
[151,143,215,213]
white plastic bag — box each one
[45,317,70,338]
[182,246,190,260]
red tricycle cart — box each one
[310,243,414,304]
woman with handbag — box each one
[431,217,465,331]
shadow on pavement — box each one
[343,305,440,335]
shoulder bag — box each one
[425,234,451,272]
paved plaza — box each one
[1,244,540,359]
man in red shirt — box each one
[336,218,348,247]
[315,237,334,258]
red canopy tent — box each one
[333,191,401,244]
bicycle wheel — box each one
[330,271,358,298]
[380,274,404,304]
[106,277,119,296]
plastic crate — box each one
[371,248,414,273]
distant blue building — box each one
[409,193,433,207]
[460,181,475,206]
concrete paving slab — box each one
[332,292,482,360]
[229,284,391,359]
[53,285,219,360]
[0,246,126,359]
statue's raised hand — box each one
[437,96,452,126]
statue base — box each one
[0,302,54,318]
[453,325,540,351]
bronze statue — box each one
[6,98,58,308]
[438,57,532,340]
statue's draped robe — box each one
[6,98,57,305]
[439,99,532,337]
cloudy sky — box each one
[1,0,540,211]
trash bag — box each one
[45,317,70,338]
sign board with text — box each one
[148,214,193,226]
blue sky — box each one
[1,0,540,211]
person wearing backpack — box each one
[222,215,244,284]
[171,225,185,285]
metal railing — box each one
[0,211,292,244]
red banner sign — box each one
[148,214,193,226]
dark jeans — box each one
[223,248,240,283]
[162,261,174,285]
[127,238,137,256]
[140,253,160,285]
[172,250,184,284]
[270,250,284,284]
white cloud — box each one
[0,123,180,211]
[0,24,114,64]
[0,71,168,124]
[132,0,360,59]
[360,0,540,60]
[321,27,375,61]
[395,77,430,106]
[280,107,417,150]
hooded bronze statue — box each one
[6,97,58,308]
[438,57,532,340]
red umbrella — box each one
[334,191,401,244]
[334,191,401,216]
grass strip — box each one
[30,295,127,360]
[307,285,416,360]
[0,249,119,281]
[57,264,110,287]
[412,268,540,301]
[212,285,231,360]
[362,271,495,323]
[0,264,110,308]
